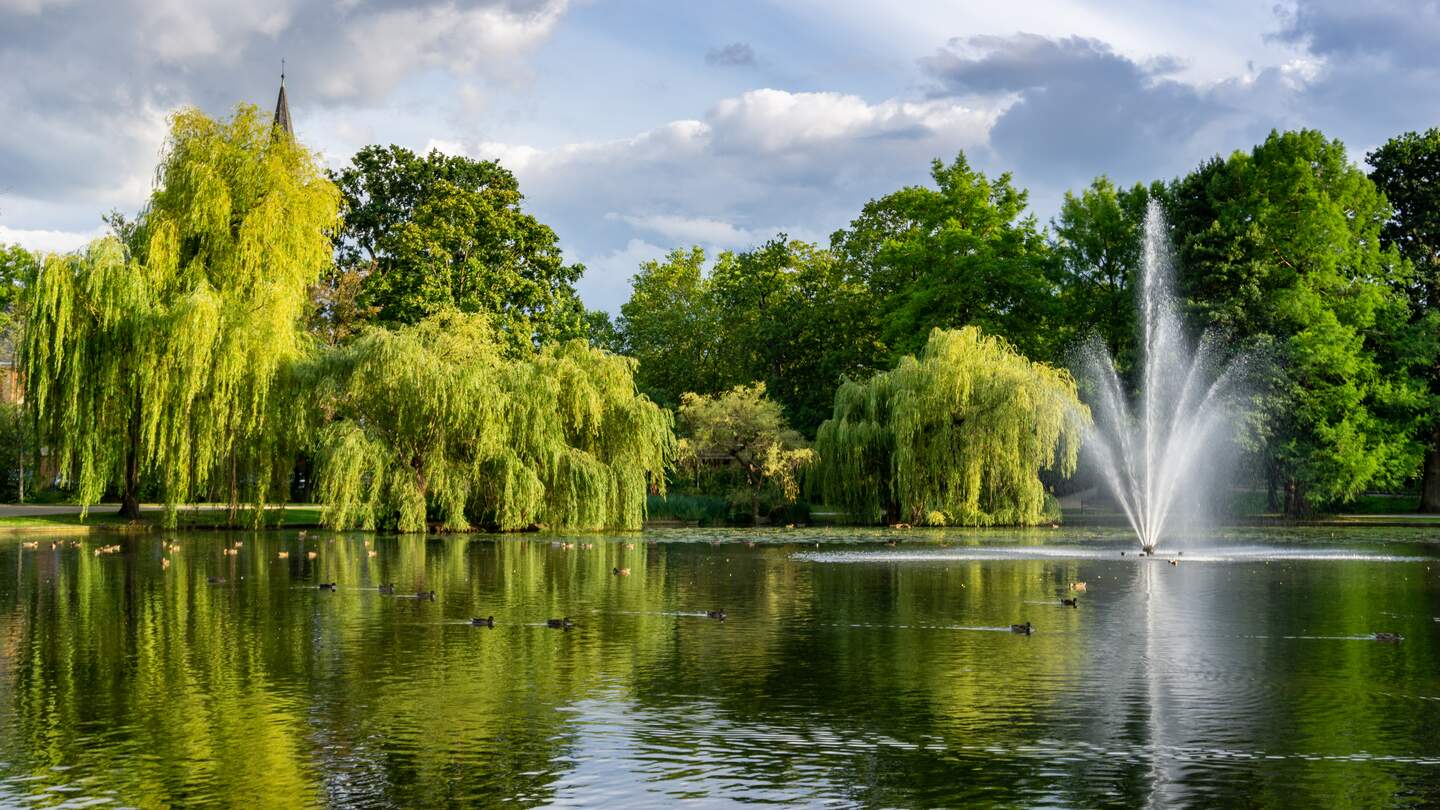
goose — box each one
[547,617,574,629]
[1010,622,1033,635]
[706,609,727,621]
[1069,582,1087,592]
[471,616,495,627]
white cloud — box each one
[609,213,758,248]
[0,224,105,255]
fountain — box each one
[1083,200,1247,554]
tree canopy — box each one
[815,326,1088,526]
[311,311,675,532]
[1166,129,1425,513]
[24,104,341,522]
[328,144,585,349]
[831,153,1059,360]
[1367,128,1440,512]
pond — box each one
[1,526,1438,808]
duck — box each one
[1070,582,1087,592]
[367,550,378,558]
[1010,622,1033,635]
[706,609,727,621]
[377,583,395,594]
[161,558,171,570]
[1061,597,1078,608]
[546,617,574,629]
[471,616,495,627]
[612,567,630,576]
[234,541,243,548]
[1373,632,1403,643]
[223,548,238,556]
[416,591,436,601]
[20,541,38,550]
[318,582,337,591]
[624,542,636,550]
[1168,559,1179,566]
[277,551,290,559]
[207,576,226,584]
[307,551,318,560]
[890,523,911,530]
[581,543,595,550]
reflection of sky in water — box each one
[0,528,1436,807]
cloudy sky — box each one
[2,0,1437,311]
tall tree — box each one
[1165,130,1424,515]
[311,311,674,532]
[24,105,340,522]
[706,238,880,434]
[617,247,720,407]
[815,327,1086,526]
[330,145,584,349]
[1367,128,1440,512]
[1052,177,1152,372]
[832,153,1058,361]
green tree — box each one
[24,105,341,522]
[1166,130,1424,514]
[706,238,880,434]
[311,311,674,532]
[330,145,584,348]
[617,247,720,406]
[1367,128,1440,512]
[1052,177,1152,372]
[831,153,1058,360]
[676,383,814,524]
[815,327,1087,526]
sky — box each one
[2,0,1438,312]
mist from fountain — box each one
[1082,200,1247,553]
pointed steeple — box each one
[273,61,293,138]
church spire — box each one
[273,60,293,138]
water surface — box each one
[1,527,1437,808]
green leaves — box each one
[815,326,1088,526]
[329,145,584,350]
[310,311,675,533]
[24,104,341,524]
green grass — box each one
[646,494,730,524]
[0,505,325,531]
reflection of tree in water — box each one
[0,531,1437,806]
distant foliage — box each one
[328,145,585,349]
[310,311,675,532]
[676,383,814,522]
[24,105,340,523]
[815,327,1088,526]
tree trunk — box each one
[1419,429,1440,513]
[119,402,141,520]
[1282,478,1310,519]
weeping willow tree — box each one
[311,310,674,532]
[814,327,1089,526]
[24,105,340,524]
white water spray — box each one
[1083,201,1246,553]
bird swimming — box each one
[547,617,574,629]
[318,582,337,591]
[377,583,395,594]
[1061,597,1078,608]
[471,616,495,627]
[1010,622,1033,635]
[706,609,727,620]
